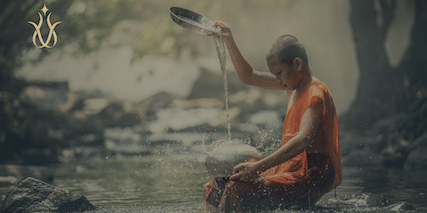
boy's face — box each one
[267,56,301,90]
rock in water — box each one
[0,165,53,184]
[386,201,416,211]
[206,140,263,178]
[1,177,95,213]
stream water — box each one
[47,147,427,212]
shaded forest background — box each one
[0,0,426,169]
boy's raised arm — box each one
[212,21,285,90]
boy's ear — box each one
[293,57,303,71]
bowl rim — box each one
[169,6,220,36]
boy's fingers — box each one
[232,163,243,174]
[212,21,226,29]
[230,173,240,181]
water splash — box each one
[212,31,231,140]
[201,133,208,154]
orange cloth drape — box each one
[261,79,342,200]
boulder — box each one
[0,165,53,184]
[340,135,379,156]
[65,133,104,147]
[24,80,70,91]
[149,108,221,132]
[187,69,246,100]
[371,113,405,134]
[19,85,77,113]
[386,201,416,211]
[104,128,150,155]
[341,150,382,167]
[401,133,427,171]
[408,133,427,150]
[334,192,389,207]
[404,146,427,171]
[0,176,18,187]
[88,102,141,129]
[0,177,95,213]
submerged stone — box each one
[205,140,263,178]
[386,201,416,211]
[0,165,53,184]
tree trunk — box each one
[344,0,427,134]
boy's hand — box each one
[212,21,234,48]
[230,162,261,182]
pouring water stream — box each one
[212,30,231,141]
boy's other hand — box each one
[230,162,260,182]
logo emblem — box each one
[28,4,62,48]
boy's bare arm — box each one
[212,21,285,90]
[230,98,323,182]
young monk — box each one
[203,21,342,212]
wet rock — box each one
[104,128,149,155]
[88,102,142,129]
[228,88,286,113]
[138,92,178,112]
[340,135,379,156]
[0,91,63,165]
[372,113,405,134]
[19,148,59,165]
[73,146,105,160]
[381,151,406,168]
[58,147,106,162]
[25,80,70,91]
[0,177,95,213]
[212,107,242,126]
[0,165,53,183]
[187,69,245,100]
[404,146,427,171]
[0,176,18,187]
[19,85,77,113]
[66,116,104,136]
[408,133,427,150]
[168,98,223,109]
[338,193,389,207]
[150,108,221,132]
[147,132,222,146]
[66,133,104,147]
[0,92,29,162]
[341,150,382,167]
[404,133,427,170]
[386,201,416,211]
[81,98,110,115]
[249,110,282,126]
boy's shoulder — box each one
[307,79,329,96]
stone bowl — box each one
[205,140,263,178]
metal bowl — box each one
[169,7,220,36]
[206,140,263,178]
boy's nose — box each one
[275,78,281,84]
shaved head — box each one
[266,35,309,67]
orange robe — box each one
[204,79,342,211]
